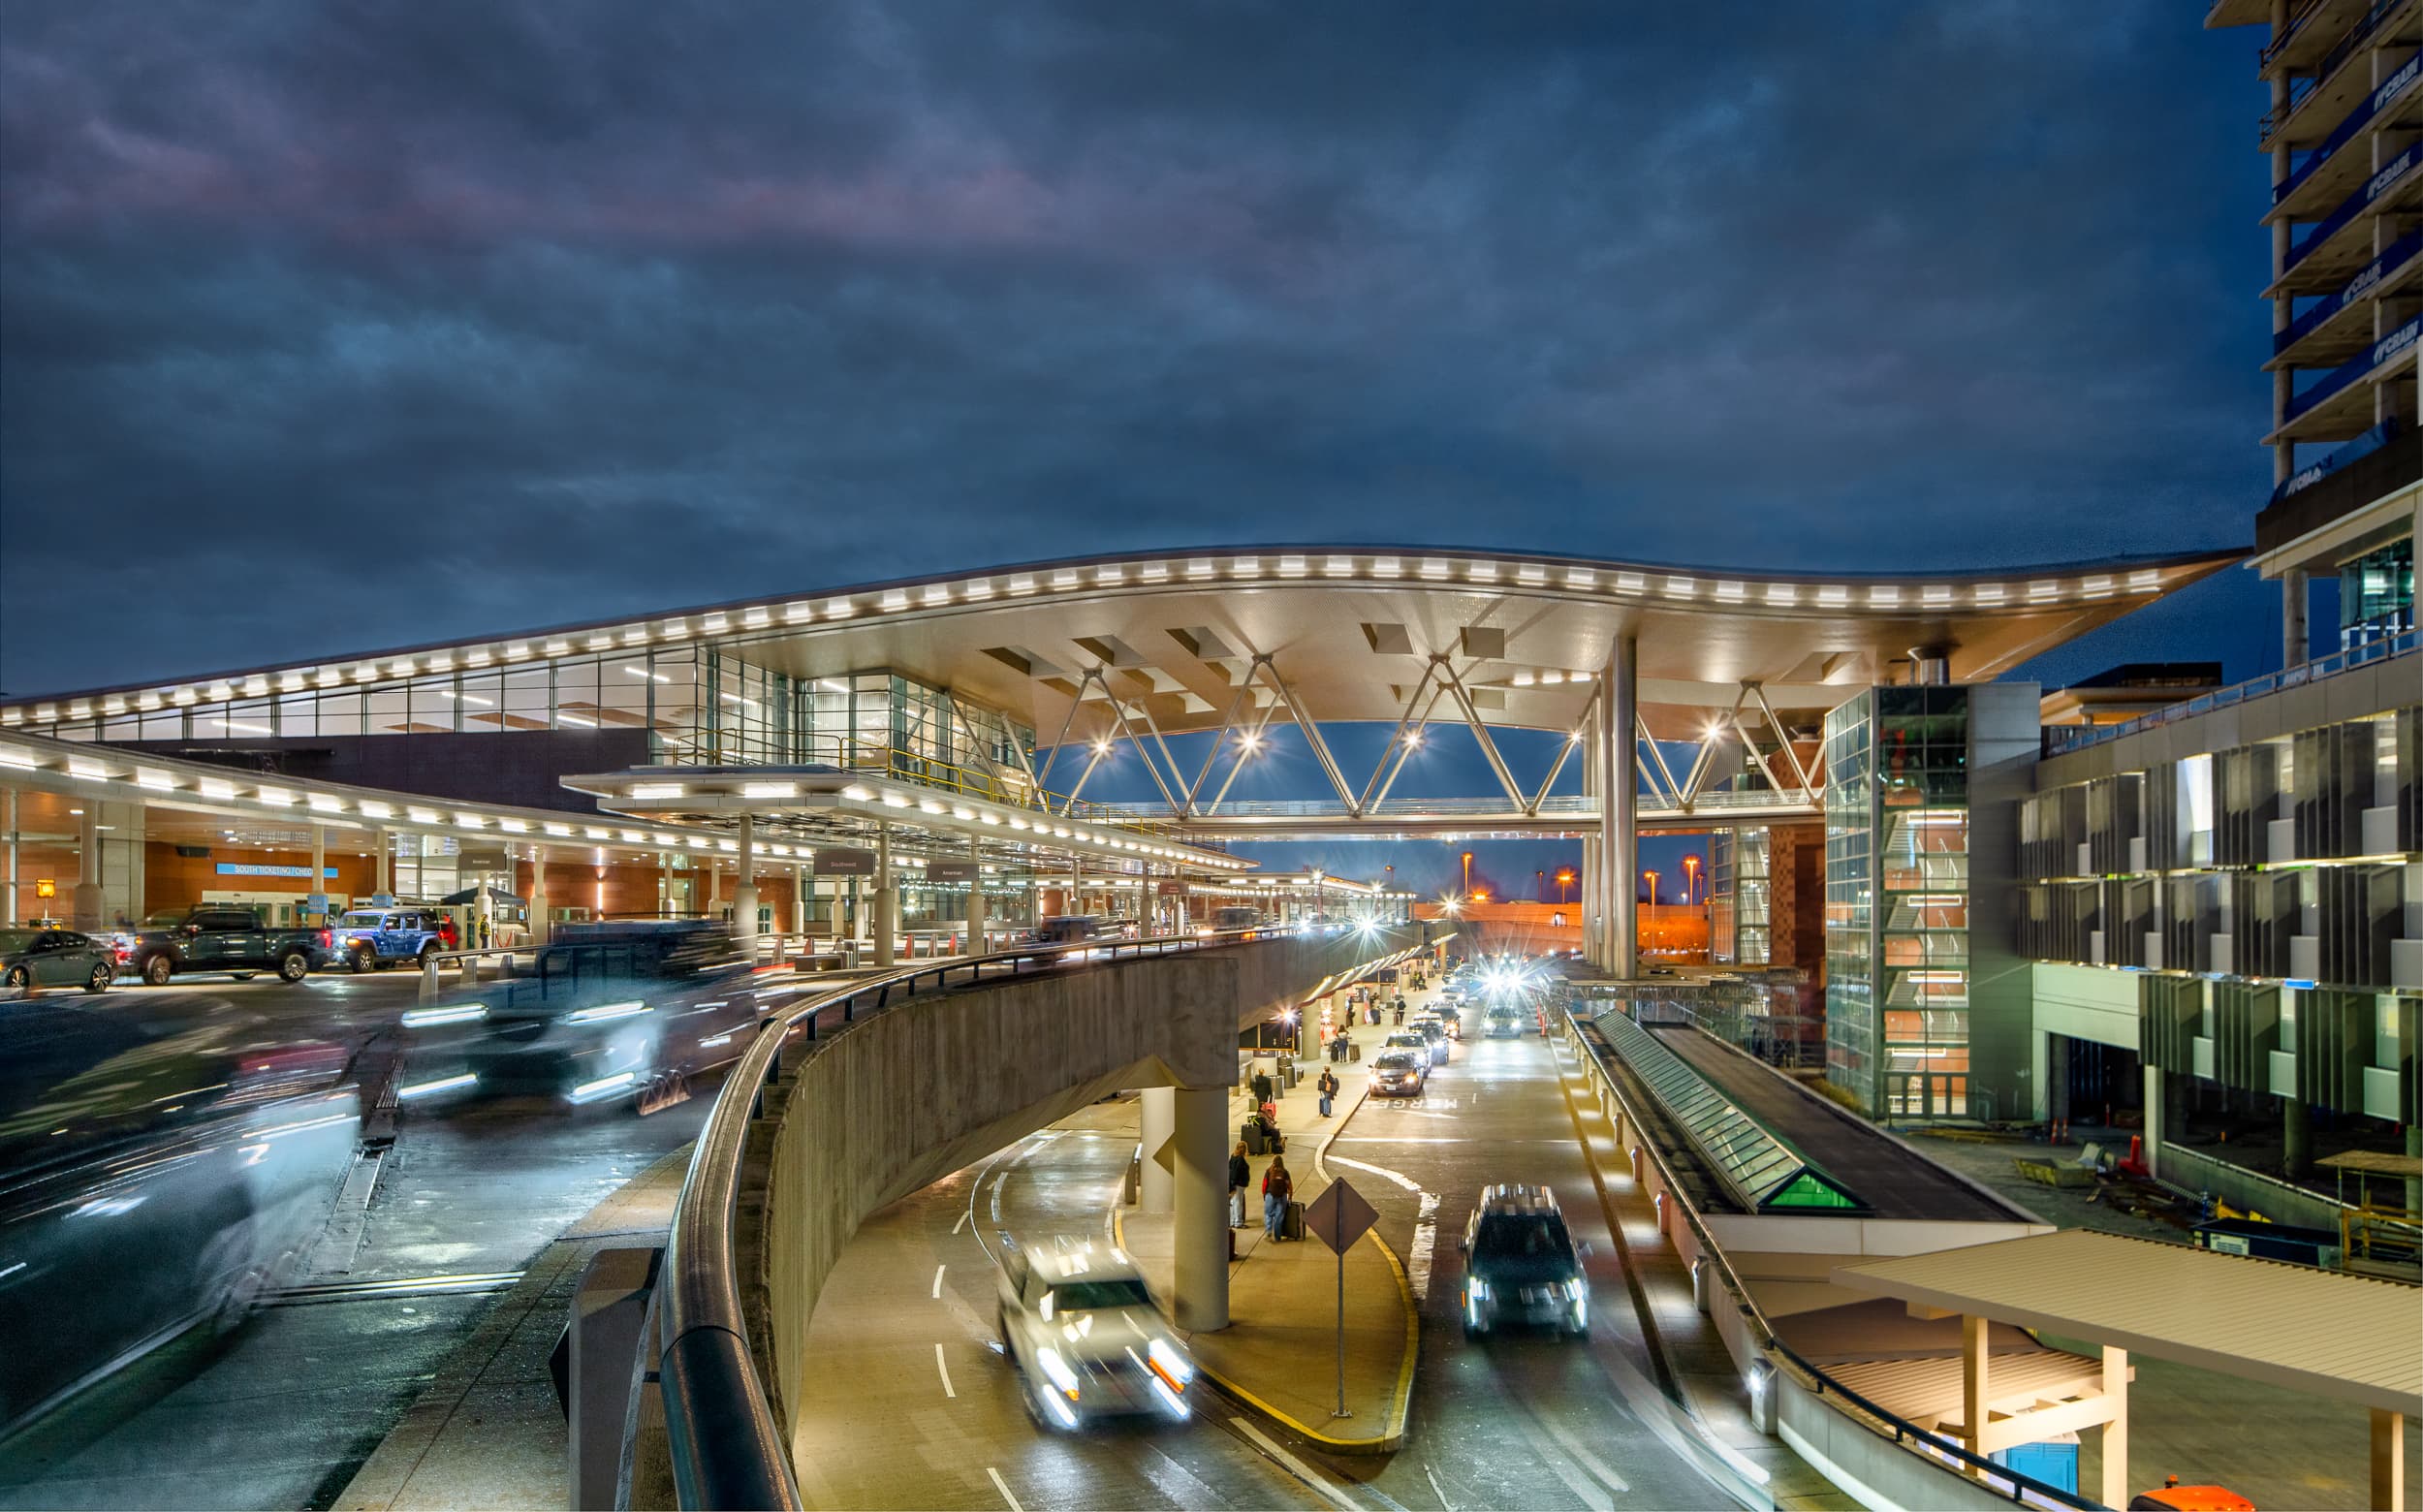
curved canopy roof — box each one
[3,543,2242,743]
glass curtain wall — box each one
[1822,695,1876,1111]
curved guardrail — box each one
[657,922,1371,1509]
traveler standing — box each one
[1262,1154,1293,1240]
[1228,1140,1251,1227]
[1317,1066,1339,1118]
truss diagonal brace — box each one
[1252,655,1360,813]
[1745,681,1816,799]
[1434,658,1527,811]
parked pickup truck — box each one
[330,908,447,973]
[131,905,331,986]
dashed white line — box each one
[953,1210,970,1236]
[931,1263,946,1300]
[1425,1464,1454,1511]
[986,1465,1023,1512]
[1326,1152,1420,1191]
[934,1341,956,1398]
[1326,1151,1438,1299]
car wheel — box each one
[350,948,373,973]
[277,951,310,983]
[3,965,26,989]
[142,954,173,986]
[86,961,112,992]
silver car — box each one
[995,1236,1196,1428]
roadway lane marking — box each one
[934,1341,956,1399]
[1424,1464,1454,1511]
[931,1263,946,1300]
[1327,1152,1437,1300]
[953,1210,970,1235]
[985,1466,1023,1512]
[1228,1417,1364,1512]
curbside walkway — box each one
[1117,1048,1419,1454]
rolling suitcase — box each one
[1282,1199,1306,1241]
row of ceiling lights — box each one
[2,555,2172,728]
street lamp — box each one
[1555,867,1575,904]
[1683,854,1701,906]
[1641,869,1659,905]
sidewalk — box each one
[333,1146,692,1511]
[1118,1039,1420,1453]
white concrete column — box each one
[793,862,806,937]
[526,845,550,945]
[964,838,985,951]
[1140,1085,1176,1214]
[4,787,19,926]
[2282,568,2310,669]
[1600,634,1639,977]
[72,808,104,931]
[1170,1085,1230,1332]
[374,827,392,902]
[2141,1063,2165,1182]
[873,828,896,968]
[308,823,327,927]
[733,816,759,940]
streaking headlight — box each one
[1036,1345,1081,1399]
[1149,1375,1189,1419]
[401,1003,488,1028]
[567,1070,637,1104]
[564,1000,648,1024]
[398,1072,478,1099]
[1147,1336,1194,1389]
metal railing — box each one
[1085,788,1818,822]
[657,922,1346,1509]
[1560,1010,2098,1511]
[2040,628,2415,756]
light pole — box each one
[1556,867,1574,904]
[1461,851,1473,899]
[1534,868,1545,900]
[1683,854,1701,906]
[1642,869,1659,905]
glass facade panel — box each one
[1823,694,1875,1111]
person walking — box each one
[1227,1140,1251,1228]
[1262,1153,1293,1241]
[1317,1066,1338,1119]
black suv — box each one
[1459,1184,1588,1339]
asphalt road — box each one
[793,1006,1761,1511]
[0,972,715,1510]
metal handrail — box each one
[658,921,1354,1509]
[1560,1010,2099,1512]
[2041,629,2415,756]
[1083,789,1818,821]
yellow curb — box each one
[1113,1087,1418,1455]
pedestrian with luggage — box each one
[1317,1066,1338,1118]
[1228,1140,1250,1227]
[1262,1153,1294,1240]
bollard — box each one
[420,953,439,1002]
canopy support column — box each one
[2101,1345,2129,1510]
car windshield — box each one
[1050,1278,1151,1310]
[0,929,37,953]
[1474,1213,1572,1262]
[1375,1053,1420,1071]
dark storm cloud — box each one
[1,1,2266,694]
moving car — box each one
[1033,916,1106,945]
[995,1236,1194,1428]
[1212,906,1264,931]
[1369,1049,1427,1097]
[1408,1016,1451,1066]
[1484,1004,1526,1038]
[404,920,754,1111]
[0,1000,360,1431]
[129,906,331,987]
[1460,1185,1588,1339]
[0,928,118,993]
[1432,1003,1463,1038]
[330,908,447,972]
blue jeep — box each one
[332,908,446,972]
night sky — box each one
[0,5,2280,894]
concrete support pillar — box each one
[964,839,986,952]
[2406,1125,2421,1220]
[1960,1313,1989,1460]
[2282,1093,2312,1181]
[793,863,806,937]
[4,787,18,927]
[527,845,551,945]
[374,828,392,903]
[72,809,104,931]
[873,828,896,968]
[1170,1085,1230,1332]
[733,816,759,941]
[2102,1346,2130,1510]
[1139,1086,1176,1215]
[2375,1408,2407,1512]
[2283,568,2310,670]
[1600,635,1639,978]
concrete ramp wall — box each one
[741,929,1419,1439]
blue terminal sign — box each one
[214,863,340,879]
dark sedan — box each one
[0,928,117,993]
